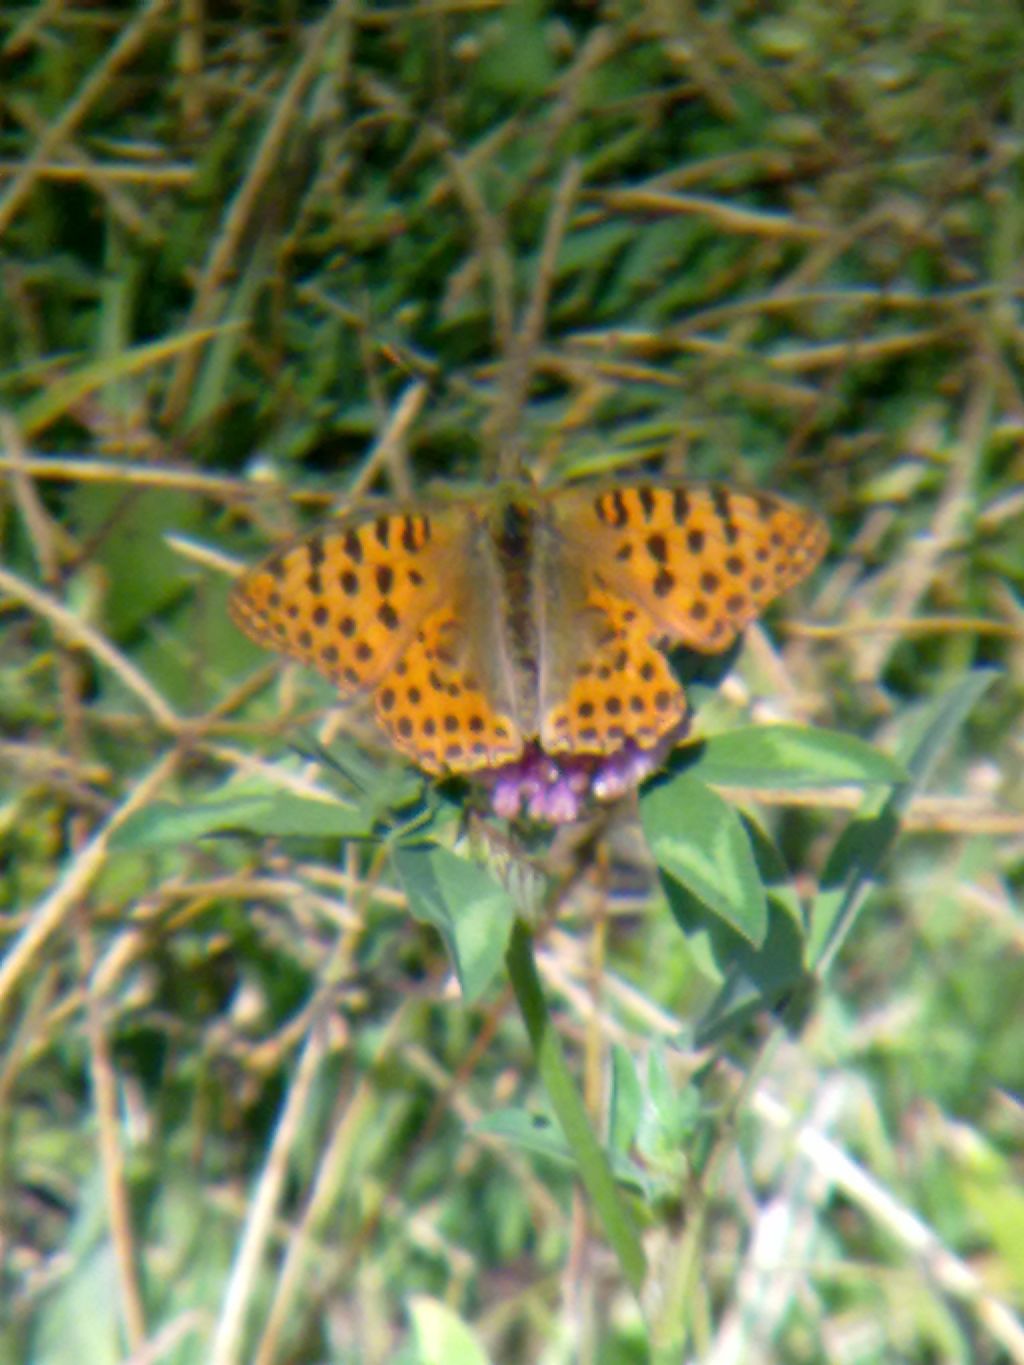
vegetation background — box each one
[1,1,1022,1361]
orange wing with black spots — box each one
[230,508,452,694]
[371,606,522,774]
[539,483,827,757]
[230,505,526,774]
[538,587,686,756]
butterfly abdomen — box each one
[492,498,543,734]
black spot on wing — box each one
[712,486,740,544]
[653,567,675,598]
[306,533,326,569]
[344,528,363,563]
[598,490,628,527]
[647,532,668,563]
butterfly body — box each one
[230,481,827,782]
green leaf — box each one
[640,772,767,946]
[809,669,999,973]
[409,1296,493,1365]
[658,808,809,1037]
[608,1045,643,1155]
[503,924,648,1286]
[893,668,1000,792]
[692,895,810,1046]
[31,1243,122,1365]
[472,6,554,98]
[392,844,515,1001]
[637,1046,701,1168]
[690,724,906,788]
[110,778,376,848]
[475,1109,650,1193]
[18,326,240,436]
[289,731,426,815]
[474,1108,576,1166]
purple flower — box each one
[477,724,687,824]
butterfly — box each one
[230,481,827,816]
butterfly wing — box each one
[532,535,687,756]
[371,601,524,774]
[568,483,828,650]
[230,505,525,774]
[537,482,827,756]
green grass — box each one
[2,3,1023,1362]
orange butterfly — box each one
[231,482,827,821]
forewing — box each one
[557,483,828,653]
[229,507,460,696]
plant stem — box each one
[505,919,647,1296]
